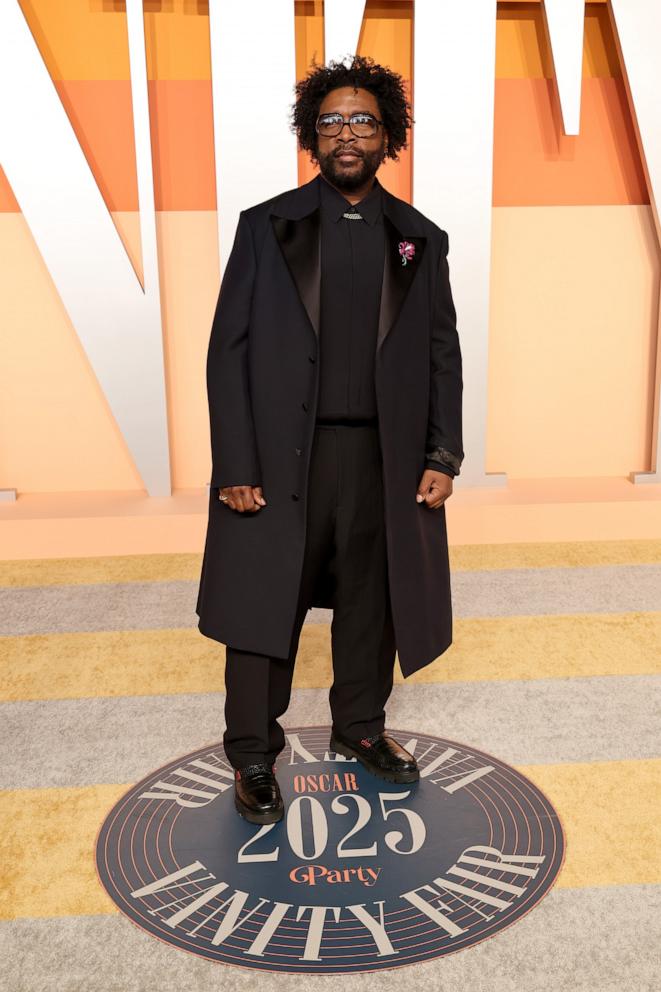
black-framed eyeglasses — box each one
[315,112,383,138]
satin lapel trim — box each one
[269,177,427,351]
[270,209,321,340]
[378,212,427,353]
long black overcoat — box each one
[196,172,464,677]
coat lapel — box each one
[269,173,426,353]
[378,211,427,353]
[270,209,321,340]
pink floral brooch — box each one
[398,240,416,266]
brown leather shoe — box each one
[234,762,284,824]
[329,730,419,783]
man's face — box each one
[314,86,388,192]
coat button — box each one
[295,448,302,456]
[302,401,308,411]
[291,492,300,501]
[308,355,316,363]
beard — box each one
[316,142,386,192]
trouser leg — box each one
[223,425,336,769]
[223,604,306,769]
[328,424,396,740]
[223,647,277,769]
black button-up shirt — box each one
[315,172,455,478]
[316,173,384,422]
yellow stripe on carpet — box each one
[1,538,660,587]
[0,759,659,920]
[2,612,660,702]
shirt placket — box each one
[346,218,356,413]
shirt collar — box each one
[319,172,383,226]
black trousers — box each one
[223,421,396,769]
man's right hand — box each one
[218,485,266,513]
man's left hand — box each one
[416,469,453,509]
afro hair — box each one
[290,53,413,163]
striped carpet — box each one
[1,540,659,991]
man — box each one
[196,55,464,825]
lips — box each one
[336,151,361,160]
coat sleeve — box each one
[425,229,464,477]
[424,459,456,478]
[207,210,262,489]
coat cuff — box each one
[211,479,261,489]
[425,445,462,476]
[424,460,455,478]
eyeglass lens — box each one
[317,113,378,137]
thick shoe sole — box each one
[330,736,420,784]
[234,795,284,825]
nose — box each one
[336,131,358,150]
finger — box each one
[226,487,245,512]
[253,486,266,507]
[243,488,259,512]
[247,487,262,511]
[422,483,444,508]
[238,487,258,513]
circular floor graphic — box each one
[95,726,566,974]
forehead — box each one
[318,86,379,115]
